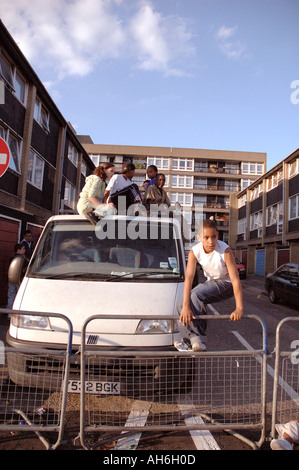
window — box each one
[0,54,14,88]
[14,70,27,104]
[224,163,239,174]
[170,192,193,206]
[241,162,264,175]
[171,175,193,188]
[27,150,44,189]
[194,178,207,189]
[194,195,206,206]
[0,54,27,105]
[267,170,283,191]
[34,97,50,131]
[81,160,87,177]
[195,161,208,172]
[266,204,277,226]
[266,202,283,233]
[250,183,263,201]
[277,265,299,281]
[225,180,239,191]
[241,179,255,191]
[171,158,193,171]
[278,203,283,233]
[289,194,299,220]
[64,181,76,209]
[147,156,169,170]
[289,159,299,178]
[238,194,247,208]
[90,155,100,166]
[67,142,79,167]
[250,211,263,237]
[238,218,247,240]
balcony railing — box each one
[194,165,240,174]
[193,183,240,192]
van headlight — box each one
[136,319,179,334]
[11,314,51,330]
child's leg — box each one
[276,421,299,444]
[177,280,234,347]
[271,421,299,450]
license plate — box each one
[67,380,120,394]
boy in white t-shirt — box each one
[177,219,244,351]
[103,162,135,203]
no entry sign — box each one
[0,137,10,177]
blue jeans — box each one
[177,279,234,346]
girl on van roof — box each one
[77,163,116,224]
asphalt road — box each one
[0,274,298,452]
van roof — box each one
[47,214,182,227]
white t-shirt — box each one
[105,174,132,200]
[192,240,230,281]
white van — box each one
[7,215,189,395]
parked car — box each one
[265,263,299,305]
[235,258,246,279]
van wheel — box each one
[269,288,278,304]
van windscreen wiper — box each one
[104,270,182,281]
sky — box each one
[1,0,299,171]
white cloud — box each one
[1,0,125,79]
[1,0,195,80]
[216,25,246,59]
[129,1,195,76]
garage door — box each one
[255,249,265,276]
[0,217,21,307]
[277,249,290,268]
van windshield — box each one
[27,218,184,281]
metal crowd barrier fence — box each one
[0,308,72,450]
[271,317,299,440]
[79,314,268,450]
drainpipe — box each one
[55,124,67,214]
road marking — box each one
[209,304,299,405]
[232,330,299,405]
[208,304,220,315]
[177,397,220,450]
[114,400,151,450]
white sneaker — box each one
[191,337,207,352]
[174,340,190,351]
[270,438,293,450]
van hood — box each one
[15,278,182,333]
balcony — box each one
[194,164,240,175]
[194,182,240,192]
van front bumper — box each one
[6,332,193,396]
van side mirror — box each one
[8,255,26,285]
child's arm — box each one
[179,250,198,326]
[224,248,244,321]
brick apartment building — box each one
[229,147,299,276]
[0,21,94,306]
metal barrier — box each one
[271,317,299,440]
[79,314,268,450]
[0,308,72,449]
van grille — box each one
[24,355,160,379]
